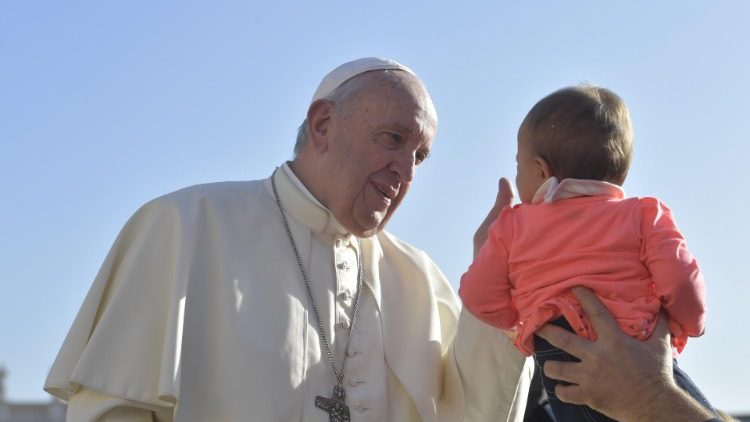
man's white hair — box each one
[293,57,419,156]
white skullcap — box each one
[311,57,416,104]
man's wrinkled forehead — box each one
[360,72,438,135]
[311,57,418,104]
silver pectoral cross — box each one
[315,384,350,422]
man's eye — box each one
[376,132,402,147]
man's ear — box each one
[533,156,552,181]
[306,100,333,153]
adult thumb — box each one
[498,177,515,209]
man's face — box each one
[319,73,436,237]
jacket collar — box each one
[264,162,382,315]
[266,162,351,237]
[531,177,625,204]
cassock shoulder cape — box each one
[45,170,531,421]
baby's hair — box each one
[521,85,633,185]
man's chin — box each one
[351,222,384,238]
[351,213,388,238]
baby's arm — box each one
[459,207,518,330]
[639,198,706,340]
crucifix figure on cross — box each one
[315,384,351,422]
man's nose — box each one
[390,151,416,183]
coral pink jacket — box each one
[459,178,706,356]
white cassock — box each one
[45,163,532,421]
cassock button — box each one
[337,262,350,271]
[349,378,359,387]
[335,239,342,248]
[355,403,366,413]
[346,348,356,358]
[339,319,350,329]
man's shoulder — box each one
[378,230,421,252]
[140,179,267,212]
[158,179,266,204]
[375,230,457,303]
[129,179,271,226]
[376,230,436,268]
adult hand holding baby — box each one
[537,287,716,422]
[464,85,716,422]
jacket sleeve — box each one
[418,242,531,422]
[450,310,533,422]
[375,232,531,422]
[459,208,519,330]
[638,198,706,348]
[66,387,171,422]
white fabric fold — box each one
[46,164,531,421]
[532,177,625,204]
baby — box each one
[459,85,712,421]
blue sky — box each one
[2,0,748,413]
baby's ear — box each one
[533,156,552,180]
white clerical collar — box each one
[531,177,626,204]
[266,163,351,237]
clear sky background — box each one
[2,0,748,413]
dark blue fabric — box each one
[672,359,714,411]
[532,317,714,422]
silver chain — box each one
[271,169,364,387]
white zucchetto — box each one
[311,57,416,103]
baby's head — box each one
[515,85,633,203]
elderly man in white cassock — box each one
[44,58,533,421]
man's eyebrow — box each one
[387,123,423,134]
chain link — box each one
[272,169,364,387]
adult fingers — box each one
[541,359,582,385]
[497,177,515,208]
[473,177,514,257]
[646,310,673,358]
[554,384,587,406]
[651,310,671,342]
[571,287,620,340]
[536,324,588,360]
